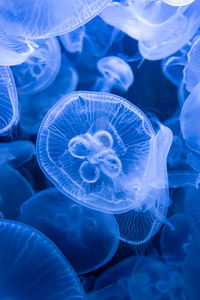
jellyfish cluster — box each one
[1,0,200,299]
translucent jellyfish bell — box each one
[12,37,61,95]
[162,0,196,6]
[0,67,19,135]
[0,0,112,39]
[18,188,119,274]
[37,91,157,214]
[94,56,134,93]
[0,219,86,299]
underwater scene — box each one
[0,0,200,299]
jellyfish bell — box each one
[37,91,158,214]
[162,0,196,6]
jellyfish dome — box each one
[0,219,85,299]
[162,0,196,6]
[37,91,158,214]
[0,0,112,40]
[0,66,19,135]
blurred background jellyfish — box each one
[0,66,19,136]
[18,188,120,274]
[0,0,112,39]
[12,37,61,95]
[37,91,159,214]
[0,219,86,299]
[94,56,134,93]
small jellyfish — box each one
[162,0,196,6]
[94,56,134,93]
[60,26,85,54]
[180,83,200,153]
[0,219,86,299]
[12,37,61,95]
[0,67,19,136]
[0,164,34,219]
[37,91,157,214]
[18,188,119,274]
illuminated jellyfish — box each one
[37,91,158,214]
[115,122,173,245]
[94,56,134,93]
[162,0,196,6]
[0,66,19,136]
[0,0,112,40]
[183,35,200,92]
[60,26,85,54]
[19,53,78,135]
[0,219,86,299]
[129,256,186,300]
[0,164,34,219]
[160,214,191,264]
[12,37,61,95]
[0,140,35,168]
[180,83,200,153]
[100,0,200,60]
[18,187,119,274]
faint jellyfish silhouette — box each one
[37,91,157,214]
[180,83,200,153]
[60,26,85,54]
[0,0,112,39]
[0,219,86,299]
[115,122,173,245]
[19,53,78,135]
[184,186,200,232]
[18,187,119,274]
[94,56,134,93]
[12,37,61,95]
[160,213,191,264]
[0,67,19,136]
[0,140,35,168]
[0,164,34,220]
[186,151,200,173]
[162,0,196,6]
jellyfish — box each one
[0,219,86,299]
[180,82,200,153]
[115,121,173,245]
[0,66,19,136]
[0,164,34,219]
[162,0,196,6]
[36,91,160,214]
[0,0,112,40]
[60,26,85,54]
[0,140,35,168]
[160,213,191,264]
[19,53,78,135]
[18,187,119,274]
[94,56,134,93]
[12,37,61,95]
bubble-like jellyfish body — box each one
[160,214,191,264]
[0,164,34,219]
[180,83,200,153]
[0,140,35,168]
[0,67,19,135]
[0,0,112,40]
[94,56,134,93]
[183,36,200,92]
[37,91,157,214]
[100,0,200,60]
[19,53,78,135]
[115,122,172,245]
[12,38,61,95]
[129,256,186,300]
[18,188,119,274]
[162,0,196,6]
[0,219,85,299]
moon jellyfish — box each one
[0,140,35,168]
[19,53,78,135]
[12,38,61,95]
[180,83,200,153]
[0,0,112,39]
[19,187,119,274]
[162,0,196,6]
[60,26,85,54]
[0,164,34,219]
[160,214,191,264]
[37,91,158,214]
[0,67,19,135]
[0,219,86,299]
[115,122,173,244]
[94,56,134,93]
